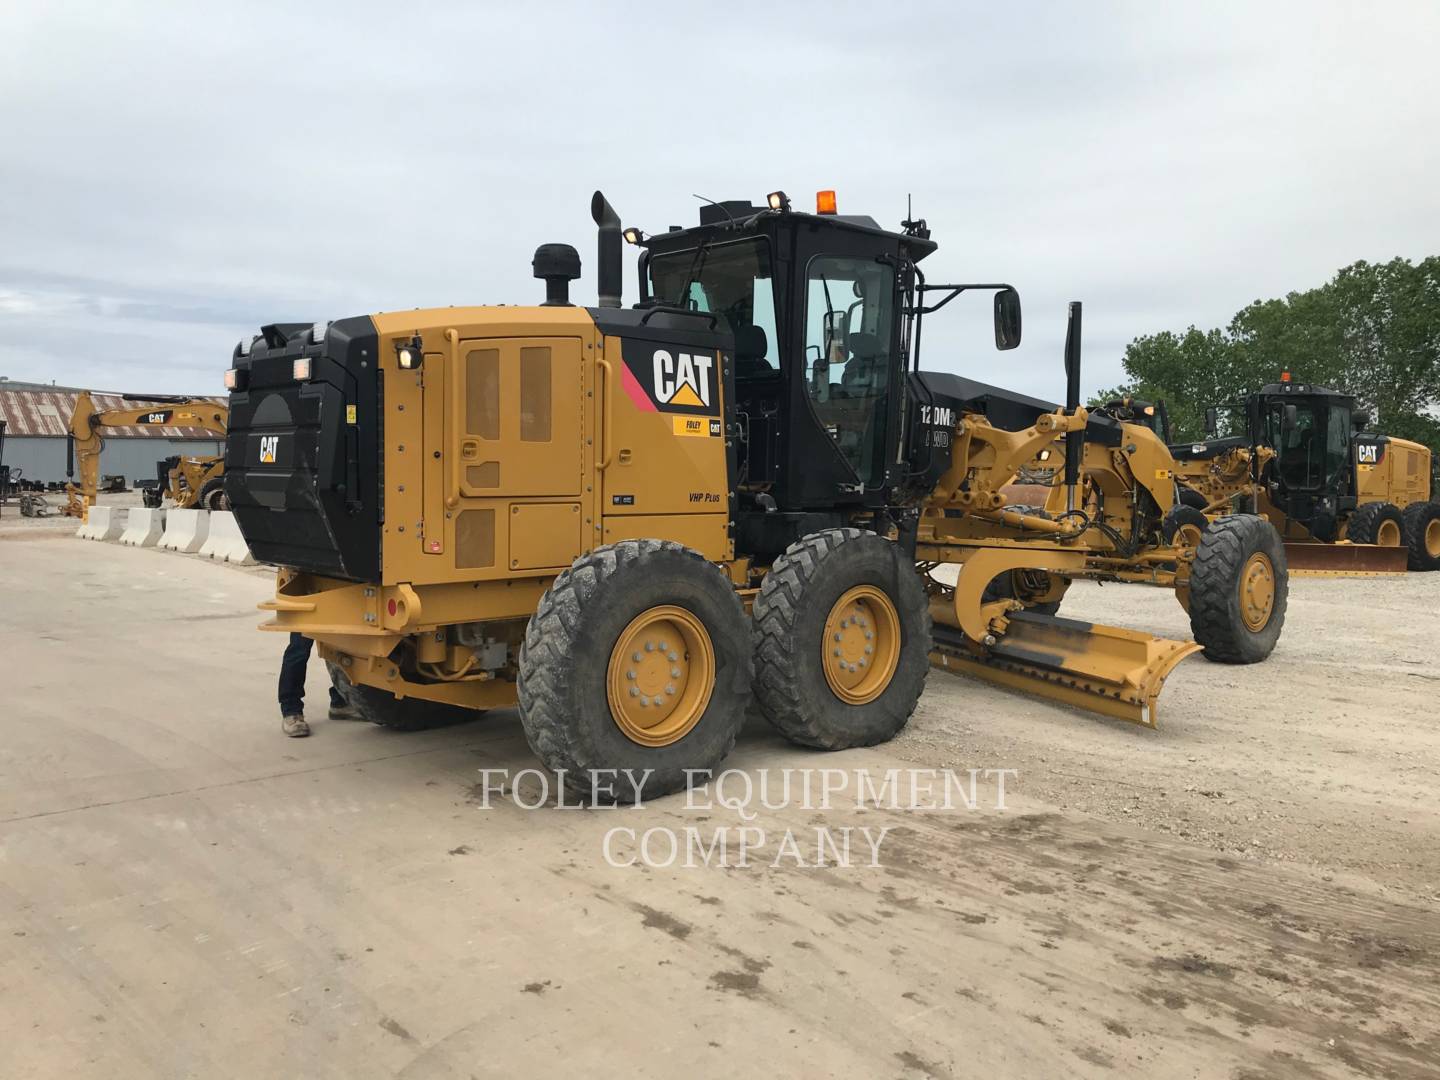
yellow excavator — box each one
[64,392,229,519]
[222,189,1289,799]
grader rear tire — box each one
[1401,501,1440,571]
[517,540,752,802]
[752,528,930,750]
[1345,501,1405,547]
[325,661,476,732]
[1188,515,1287,664]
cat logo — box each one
[653,349,713,409]
[1356,442,1379,465]
[259,435,279,464]
[618,338,720,416]
[143,411,172,425]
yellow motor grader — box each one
[224,190,1288,799]
[64,392,230,519]
[1166,379,1440,573]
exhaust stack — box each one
[591,191,622,308]
[1063,302,1083,512]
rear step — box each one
[929,611,1200,728]
[1283,541,1408,576]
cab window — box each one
[649,239,779,378]
[803,255,896,486]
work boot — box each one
[282,714,311,738]
[328,701,361,721]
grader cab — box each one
[225,190,1289,799]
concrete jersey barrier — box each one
[119,507,167,547]
[159,508,211,553]
[198,510,256,565]
[77,505,125,541]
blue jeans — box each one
[279,633,347,717]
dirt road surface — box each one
[2,534,1437,1078]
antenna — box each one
[692,194,736,225]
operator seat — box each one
[840,332,884,397]
[734,324,773,379]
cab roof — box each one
[645,201,939,263]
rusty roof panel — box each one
[0,389,225,439]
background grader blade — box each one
[1282,541,1408,576]
[929,610,1201,728]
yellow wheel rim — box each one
[607,606,714,747]
[1176,522,1204,550]
[1426,518,1440,559]
[1238,552,1275,632]
[821,585,901,705]
[1377,519,1402,547]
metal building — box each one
[0,380,224,487]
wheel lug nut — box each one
[670,667,681,678]
[665,684,676,696]
[865,645,873,655]
[632,651,642,663]
[834,648,843,657]
[865,631,873,640]
[639,697,650,707]
[834,633,843,642]
[657,641,668,652]
[645,642,654,652]
[668,651,679,662]
[629,687,639,697]
[626,670,636,680]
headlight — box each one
[310,321,329,345]
[224,368,247,391]
[395,335,424,370]
[293,357,313,381]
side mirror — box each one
[1283,403,1298,432]
[1204,407,1219,437]
[994,288,1022,350]
[1353,410,1370,431]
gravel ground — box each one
[897,575,1440,906]
[2,535,1437,1078]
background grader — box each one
[1169,377,1440,573]
[225,190,1288,798]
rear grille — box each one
[224,317,381,581]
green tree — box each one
[1114,258,1440,450]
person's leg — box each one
[278,632,313,736]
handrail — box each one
[596,356,614,470]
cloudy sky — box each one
[2,1,1437,401]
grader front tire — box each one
[517,540,752,802]
[1188,515,1288,664]
[752,528,930,750]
